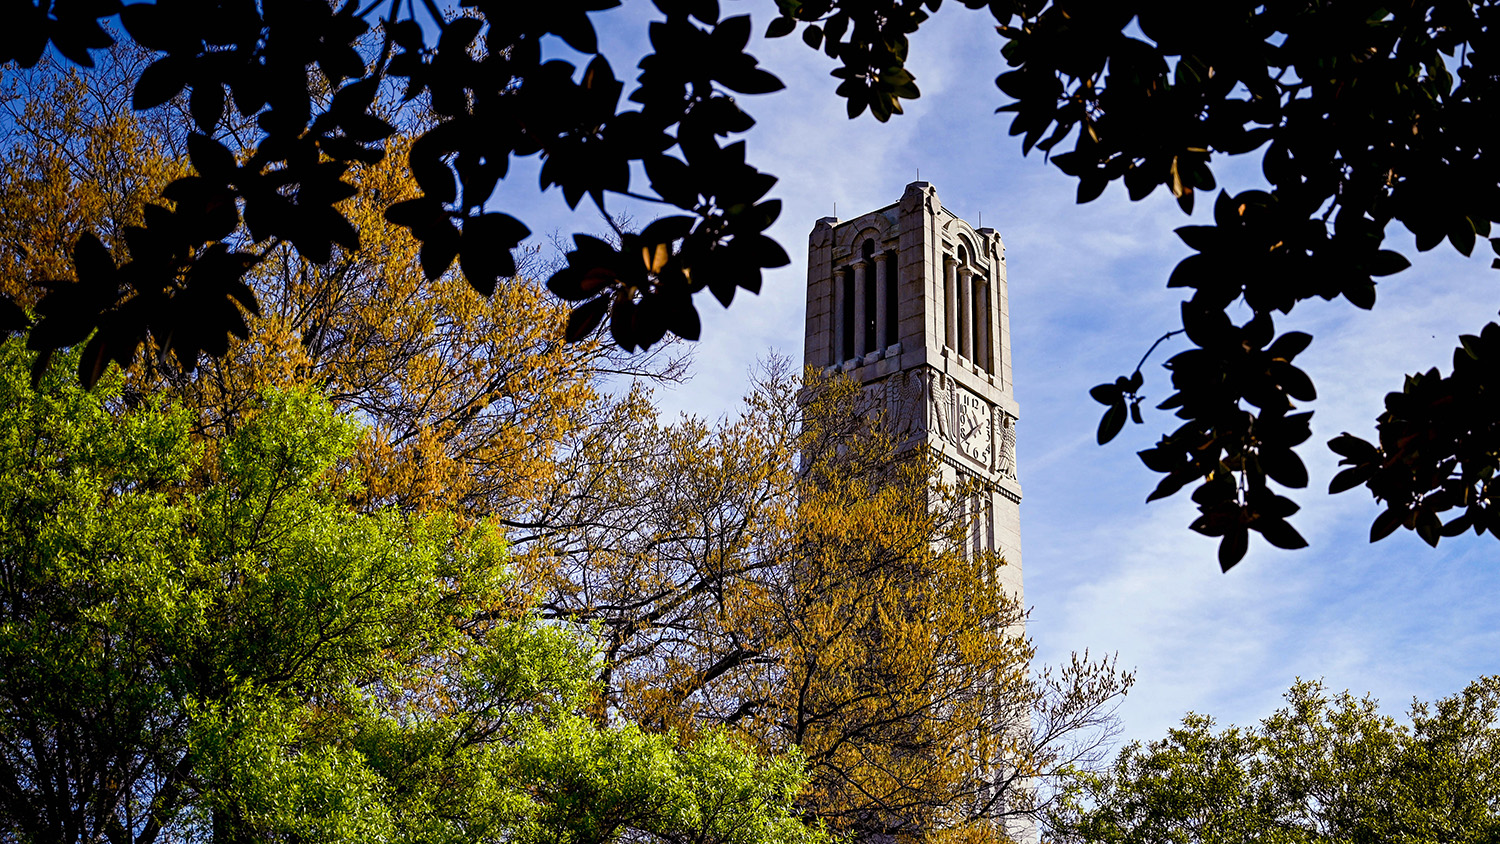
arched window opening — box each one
[861,240,877,355]
[956,246,971,359]
[884,250,898,348]
[840,269,855,362]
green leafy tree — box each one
[1047,676,1500,844]
[0,337,823,844]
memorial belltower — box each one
[803,181,1023,606]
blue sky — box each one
[509,2,1500,745]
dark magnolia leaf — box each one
[188,133,238,181]
[720,64,785,95]
[409,132,457,205]
[0,295,29,335]
[1328,432,1380,462]
[1130,399,1144,424]
[1450,223,1476,257]
[1180,302,1232,349]
[384,197,446,231]
[713,15,752,52]
[765,16,796,38]
[737,264,762,295]
[1097,400,1126,445]
[565,296,609,342]
[1137,446,1180,473]
[1367,249,1411,277]
[548,10,601,54]
[1076,175,1108,204]
[610,293,638,351]
[28,349,54,387]
[133,55,190,110]
[631,292,668,349]
[1175,225,1221,252]
[1145,470,1194,502]
[28,302,98,350]
[1415,508,1442,547]
[1441,513,1473,537]
[1089,383,1121,405]
[190,82,226,132]
[1370,506,1404,542]
[1267,331,1312,361]
[1156,391,1185,410]
[72,232,116,287]
[118,1,181,52]
[707,272,737,308]
[77,324,136,389]
[640,215,694,246]
[548,265,618,302]
[1167,254,1208,289]
[1218,527,1249,571]
[1272,361,1316,402]
[419,221,462,280]
[1328,466,1373,494]
[664,293,701,341]
[1191,478,1236,506]
[644,155,697,209]
[338,113,396,144]
[1343,278,1376,310]
[733,199,781,234]
[321,208,360,253]
[459,213,531,296]
[1255,517,1307,550]
[744,234,790,268]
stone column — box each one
[832,265,848,365]
[959,265,974,362]
[943,255,958,352]
[976,276,991,373]
[873,251,890,352]
[852,259,868,358]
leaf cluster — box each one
[1048,676,1500,844]
[3,0,794,376]
[986,0,1500,562]
[1328,322,1500,548]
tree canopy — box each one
[11,0,1495,564]
[0,338,825,844]
[1046,675,1500,844]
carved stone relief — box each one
[996,413,1018,481]
[929,371,953,444]
[888,368,927,438]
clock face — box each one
[958,390,991,465]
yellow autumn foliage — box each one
[530,359,1132,841]
[0,44,638,521]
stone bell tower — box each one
[803,181,1022,603]
[803,181,1030,842]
